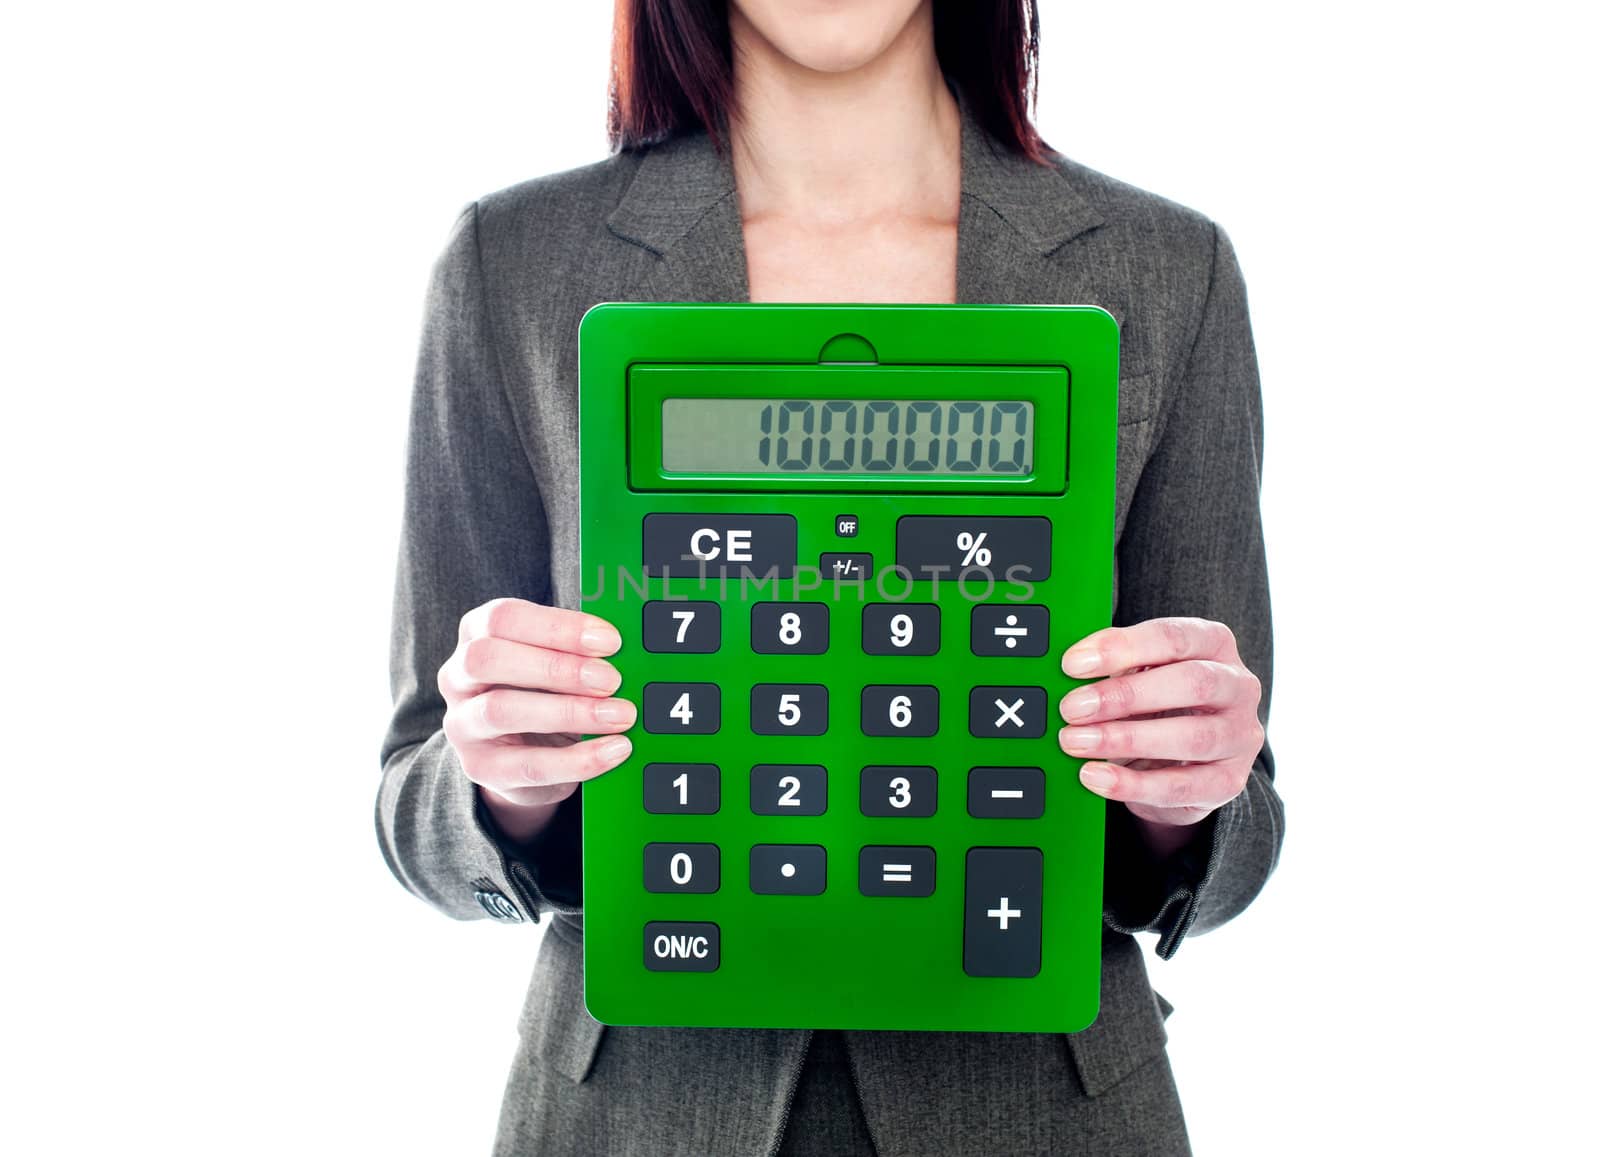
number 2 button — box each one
[644,683,721,734]
[751,602,828,654]
[751,765,828,815]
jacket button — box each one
[473,887,523,923]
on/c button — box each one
[644,921,721,972]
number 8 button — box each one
[752,602,828,654]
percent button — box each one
[895,516,1052,582]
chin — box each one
[734,0,928,76]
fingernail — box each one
[1062,689,1099,721]
[1079,764,1115,792]
[1063,647,1102,677]
[594,699,636,726]
[1061,726,1101,753]
[581,621,622,654]
[580,660,621,692]
[597,737,632,767]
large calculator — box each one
[577,302,1118,1033]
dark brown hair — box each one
[608,0,1050,163]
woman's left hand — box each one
[1058,616,1265,845]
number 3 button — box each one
[860,766,937,817]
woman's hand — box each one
[1058,616,1264,856]
[439,597,635,843]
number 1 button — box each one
[643,683,721,734]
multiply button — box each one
[750,845,827,895]
[644,922,720,972]
[963,847,1043,978]
[895,516,1053,581]
[968,686,1047,738]
[859,846,936,897]
[641,513,797,578]
[971,605,1049,657]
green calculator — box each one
[577,302,1118,1033]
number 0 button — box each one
[644,843,720,894]
[643,683,720,734]
[752,684,828,735]
[861,685,939,737]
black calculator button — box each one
[970,605,1049,658]
[860,766,938,817]
[820,552,873,581]
[834,514,859,537]
[643,683,721,734]
[859,846,936,897]
[964,847,1044,978]
[642,513,797,579]
[642,763,720,815]
[751,683,828,735]
[895,516,1053,582]
[643,843,720,894]
[751,603,829,654]
[642,600,721,653]
[750,845,827,895]
[644,921,720,972]
[967,767,1046,819]
[861,603,940,656]
[861,685,939,737]
[968,686,1048,739]
[750,764,828,816]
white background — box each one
[2,2,1594,1153]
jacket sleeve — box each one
[374,202,583,927]
[1100,220,1285,959]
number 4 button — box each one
[643,683,721,734]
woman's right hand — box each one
[438,597,635,842]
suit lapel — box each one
[602,80,1106,308]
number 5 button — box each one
[751,684,828,735]
[643,683,721,734]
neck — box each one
[726,8,960,228]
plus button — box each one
[986,897,1021,931]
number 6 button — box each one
[643,683,720,734]
[861,685,939,737]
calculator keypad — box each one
[633,514,1062,986]
[750,764,828,815]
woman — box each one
[377,1,1284,1152]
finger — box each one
[1059,659,1258,723]
[1058,712,1262,763]
[441,635,621,700]
[459,597,622,657]
[449,688,636,743]
[470,734,635,793]
[1062,616,1238,678]
[1074,759,1248,811]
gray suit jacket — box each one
[377,82,1283,1156]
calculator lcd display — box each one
[660,398,1035,475]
